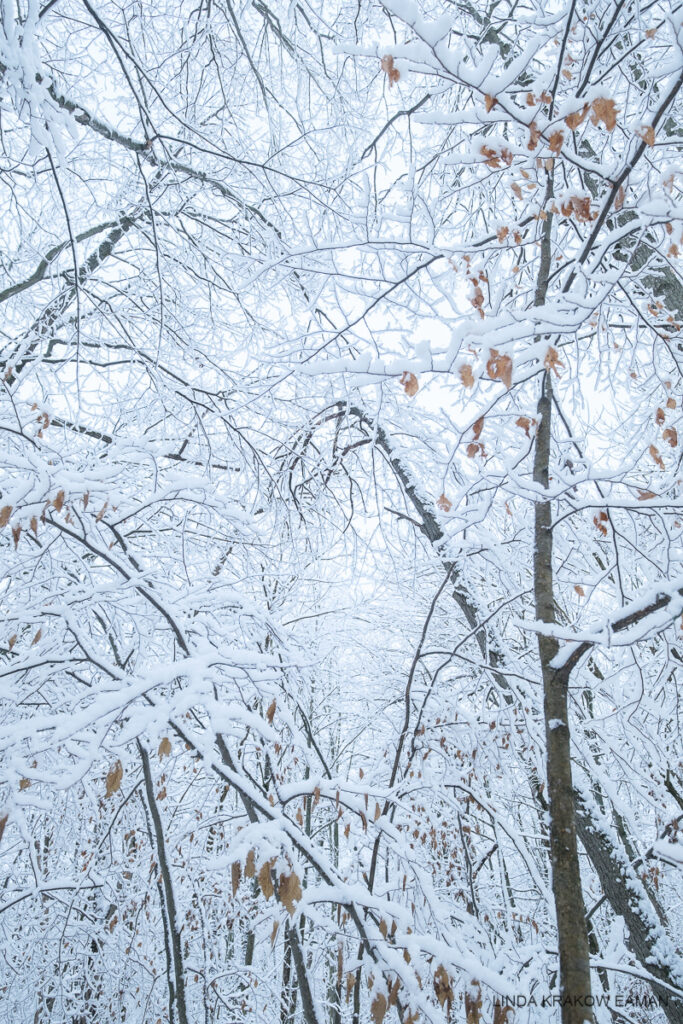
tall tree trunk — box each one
[533,369,594,1023]
[139,742,189,1024]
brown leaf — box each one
[30,516,38,536]
[371,993,387,1024]
[466,442,480,458]
[564,104,589,130]
[433,965,454,1012]
[515,416,533,437]
[245,850,256,878]
[258,861,274,900]
[0,814,7,845]
[380,55,400,86]
[548,130,564,154]
[511,182,522,199]
[31,628,42,646]
[105,761,123,798]
[278,871,302,916]
[493,1005,514,1024]
[158,736,172,758]
[53,490,65,513]
[12,525,21,549]
[487,349,513,389]
[313,785,321,807]
[19,778,31,791]
[465,980,482,1024]
[614,185,625,211]
[663,427,678,448]
[156,787,167,801]
[649,444,665,469]
[544,346,564,377]
[655,407,666,426]
[459,364,475,389]
[374,802,382,822]
[400,371,419,397]
[231,861,241,896]
[266,698,277,724]
[472,415,485,441]
[96,501,108,523]
[346,972,356,1004]
[437,493,452,512]
[666,397,676,410]
[527,122,541,150]
[638,124,655,147]
[270,920,279,948]
[590,97,618,132]
[484,94,497,112]
[0,506,11,528]
[637,489,657,500]
[496,226,509,242]
[574,585,585,597]
[8,635,17,650]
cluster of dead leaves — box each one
[480,144,513,170]
[469,271,488,319]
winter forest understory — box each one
[1,1,683,1023]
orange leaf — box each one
[544,346,564,376]
[485,94,497,112]
[380,55,400,86]
[564,104,589,130]
[400,371,419,397]
[486,349,513,389]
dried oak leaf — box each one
[564,104,589,130]
[487,349,513,389]
[638,124,655,147]
[0,506,11,528]
[515,416,534,437]
[548,130,564,155]
[574,584,585,597]
[400,371,419,397]
[649,444,665,469]
[53,490,65,513]
[105,761,123,798]
[19,778,31,791]
[485,94,497,112]
[257,860,274,900]
[460,364,475,389]
[666,397,677,410]
[266,698,277,724]
[371,993,388,1024]
[655,407,666,426]
[663,427,678,448]
[437,493,452,512]
[544,346,564,376]
[278,871,302,916]
[380,55,400,86]
[434,965,454,1012]
[590,97,618,132]
[158,736,172,758]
